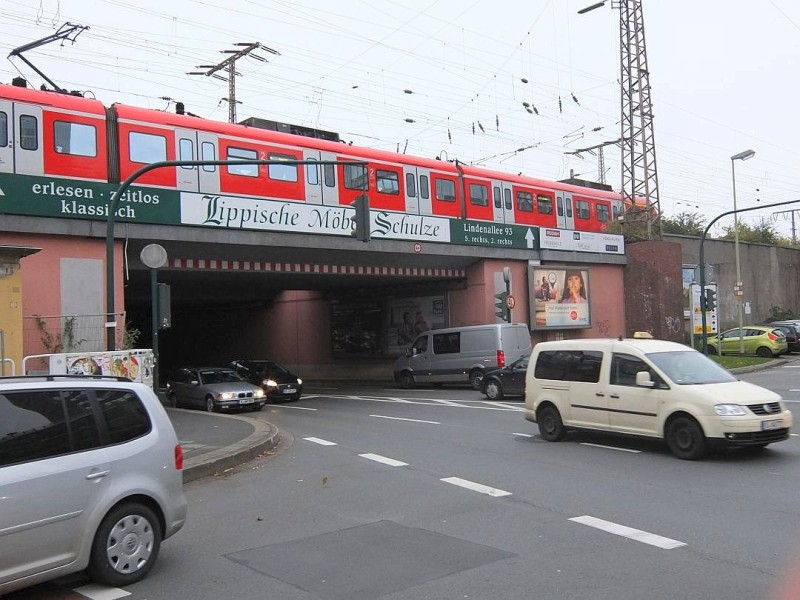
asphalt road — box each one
[10,370,800,600]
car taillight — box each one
[174,444,184,470]
[768,332,778,341]
[497,350,505,368]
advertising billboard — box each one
[530,268,591,329]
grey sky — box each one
[3,0,799,238]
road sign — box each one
[505,294,515,309]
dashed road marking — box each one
[513,432,534,437]
[359,453,409,467]
[74,584,131,599]
[441,476,512,497]
[273,404,317,410]
[569,515,686,549]
[580,442,642,453]
[370,414,440,425]
[303,437,337,446]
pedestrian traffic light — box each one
[495,291,509,322]
[351,194,370,242]
[704,287,717,312]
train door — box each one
[0,100,11,173]
[175,128,199,192]
[303,149,338,205]
[1,101,43,176]
[491,180,514,223]
[403,166,432,214]
[196,131,220,194]
[556,191,575,229]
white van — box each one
[394,323,531,390]
[524,337,793,460]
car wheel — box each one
[87,502,162,587]
[484,379,504,401]
[399,371,415,389]
[251,403,263,412]
[469,369,484,391]
[705,345,717,355]
[206,396,216,412]
[537,405,565,441]
[756,346,772,358]
[666,416,707,460]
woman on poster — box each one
[560,270,588,304]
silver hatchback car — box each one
[0,375,188,595]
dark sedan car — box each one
[481,354,529,401]
[767,321,800,353]
[166,367,266,412]
[228,360,303,402]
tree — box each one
[721,218,778,245]
[660,211,707,236]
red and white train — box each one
[0,80,627,231]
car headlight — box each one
[714,404,748,416]
[296,378,303,385]
[254,389,266,398]
[218,392,236,400]
[262,378,278,388]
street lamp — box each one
[730,148,755,355]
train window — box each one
[504,188,512,210]
[179,138,194,169]
[268,152,298,182]
[537,194,553,214]
[307,158,319,185]
[493,186,501,208]
[376,169,399,195]
[419,175,429,199]
[516,191,533,212]
[612,204,620,221]
[323,163,335,187]
[576,200,590,219]
[0,112,7,147]
[201,141,216,172]
[129,131,166,164]
[406,173,417,198]
[53,121,96,157]
[597,204,610,222]
[566,200,573,218]
[19,115,38,151]
[227,146,258,177]
[435,178,455,202]
[556,197,563,217]
[343,163,368,190]
[469,183,488,207]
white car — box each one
[0,375,188,594]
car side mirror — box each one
[406,348,415,357]
[190,379,200,386]
[635,371,655,388]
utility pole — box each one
[578,0,662,241]
[189,42,279,123]
[773,208,799,245]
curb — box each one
[729,357,790,374]
[177,411,281,483]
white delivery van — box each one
[394,323,531,390]
[524,337,793,460]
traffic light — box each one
[351,194,370,242]
[495,291,509,322]
[704,287,717,312]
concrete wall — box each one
[666,234,800,329]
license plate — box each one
[762,419,783,431]
[240,398,254,404]
[283,388,297,394]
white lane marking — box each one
[274,404,317,410]
[441,476,512,497]
[359,453,409,467]
[303,437,337,446]
[784,365,800,368]
[481,401,525,411]
[370,414,440,425]
[513,432,534,437]
[74,584,131,600]
[791,433,798,437]
[569,516,686,549]
[580,442,642,453]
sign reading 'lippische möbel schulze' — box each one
[1,173,621,253]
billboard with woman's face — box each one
[530,267,591,329]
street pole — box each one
[730,149,755,355]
